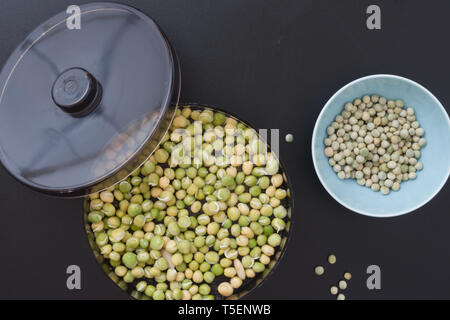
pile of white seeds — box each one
[324,95,426,195]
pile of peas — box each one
[86,106,291,300]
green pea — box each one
[131,176,142,186]
[189,260,199,271]
[143,161,156,174]
[123,271,135,283]
[211,264,224,276]
[119,181,132,193]
[213,112,227,126]
[139,238,149,249]
[133,215,146,228]
[205,174,217,185]
[199,283,211,295]
[185,167,196,179]
[258,216,271,226]
[221,175,235,188]
[102,203,116,216]
[238,216,250,227]
[199,262,211,272]
[250,222,264,235]
[95,233,108,246]
[155,149,169,163]
[155,257,169,271]
[144,285,156,297]
[122,252,138,269]
[168,221,181,236]
[192,294,202,300]
[126,237,139,250]
[130,194,143,204]
[263,225,274,236]
[272,218,286,232]
[252,167,267,177]
[217,188,231,201]
[245,176,258,187]
[203,271,215,284]
[222,219,232,229]
[195,225,207,236]
[249,210,260,221]
[190,216,198,228]
[185,230,196,241]
[141,200,153,212]
[203,185,215,195]
[234,185,246,195]
[184,195,195,206]
[235,172,245,185]
[127,203,142,217]
[88,211,103,223]
[153,290,165,300]
[194,236,205,248]
[258,176,271,189]
[227,207,240,221]
[194,251,205,263]
[178,240,191,254]
[217,228,229,240]
[181,279,193,290]
[231,224,241,237]
[249,186,261,197]
[253,262,265,273]
[238,193,251,204]
[205,251,220,264]
[205,235,216,247]
[268,233,282,247]
[248,238,257,248]
[178,216,191,229]
[150,235,164,250]
[274,206,287,219]
[257,234,267,246]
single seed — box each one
[314,266,325,276]
[344,272,352,281]
[339,280,347,290]
[330,286,338,295]
[337,294,346,301]
[285,134,294,143]
[328,255,337,265]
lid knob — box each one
[52,68,102,117]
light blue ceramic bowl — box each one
[312,75,450,217]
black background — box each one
[0,0,449,300]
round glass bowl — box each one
[85,105,293,300]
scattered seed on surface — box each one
[330,286,338,295]
[315,266,325,276]
[328,255,337,265]
[285,134,294,143]
[337,293,346,301]
[344,272,352,281]
[339,280,347,290]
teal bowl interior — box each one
[312,75,450,217]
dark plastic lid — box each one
[0,2,180,197]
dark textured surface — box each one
[0,0,448,300]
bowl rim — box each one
[311,74,450,218]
